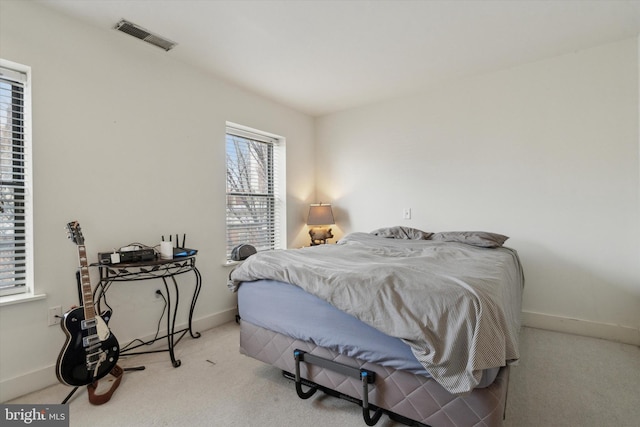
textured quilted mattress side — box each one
[240,320,509,427]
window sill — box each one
[0,293,47,307]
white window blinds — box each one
[225,126,284,258]
[0,64,30,297]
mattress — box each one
[239,320,510,426]
[238,279,499,387]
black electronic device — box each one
[98,252,112,265]
[173,247,198,257]
[119,248,155,263]
[98,248,156,265]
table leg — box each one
[187,267,202,339]
[161,276,182,367]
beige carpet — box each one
[8,323,640,426]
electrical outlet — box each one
[403,208,412,220]
[48,306,62,326]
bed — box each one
[229,228,524,426]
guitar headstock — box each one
[66,221,85,246]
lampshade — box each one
[307,204,335,226]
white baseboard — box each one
[0,366,56,405]
[522,310,640,346]
[0,308,238,403]
[190,307,238,332]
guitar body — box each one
[56,306,120,387]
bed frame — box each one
[239,319,510,427]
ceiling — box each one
[35,0,640,117]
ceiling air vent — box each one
[114,19,177,51]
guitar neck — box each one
[77,245,96,321]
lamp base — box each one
[309,227,333,246]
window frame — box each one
[0,59,34,302]
[225,123,286,261]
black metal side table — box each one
[92,256,202,367]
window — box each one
[225,124,285,259]
[0,61,32,298]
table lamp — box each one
[307,203,335,246]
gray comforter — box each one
[229,232,524,394]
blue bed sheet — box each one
[238,279,498,387]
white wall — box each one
[1,0,638,404]
[0,1,315,401]
[316,38,640,345]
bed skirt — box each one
[240,320,510,427]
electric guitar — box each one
[56,221,120,387]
